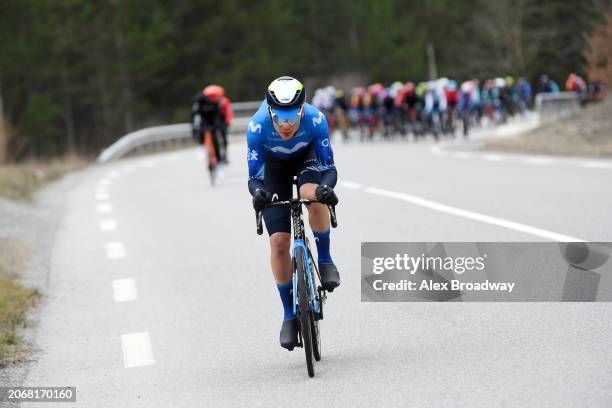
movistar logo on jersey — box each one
[270,141,309,155]
[312,111,324,126]
[248,121,262,133]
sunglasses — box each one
[269,106,303,126]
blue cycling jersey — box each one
[246,101,336,190]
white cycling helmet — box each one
[266,76,306,125]
[266,76,306,109]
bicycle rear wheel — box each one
[311,314,321,362]
[296,247,315,377]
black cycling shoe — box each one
[280,319,299,350]
[319,262,341,292]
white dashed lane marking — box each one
[162,154,180,162]
[94,171,154,371]
[95,187,110,200]
[105,242,127,259]
[482,154,502,162]
[121,332,155,368]
[99,219,117,232]
[97,203,113,213]
[112,278,138,302]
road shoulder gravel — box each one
[0,169,85,398]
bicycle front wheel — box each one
[311,314,321,362]
[295,246,315,377]
[307,250,321,362]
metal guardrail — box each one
[231,100,263,112]
[97,101,261,163]
[535,92,580,123]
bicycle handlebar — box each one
[255,199,338,235]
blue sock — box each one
[313,229,333,264]
[277,282,295,321]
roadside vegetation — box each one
[0,238,40,366]
[0,1,606,162]
[484,97,612,157]
[0,158,87,201]
[0,158,86,365]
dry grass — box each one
[0,238,40,366]
[0,156,88,201]
[484,98,612,157]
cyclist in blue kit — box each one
[247,76,341,349]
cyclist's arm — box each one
[220,97,234,125]
[247,121,265,195]
[312,111,338,188]
[191,94,204,121]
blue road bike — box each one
[255,182,338,377]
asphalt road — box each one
[19,127,612,407]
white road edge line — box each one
[105,242,127,259]
[430,145,449,157]
[112,278,138,302]
[582,161,612,169]
[362,185,583,242]
[524,157,553,165]
[340,181,363,189]
[431,144,612,170]
[121,332,155,368]
[452,152,472,159]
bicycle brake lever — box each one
[256,211,263,235]
[328,205,338,228]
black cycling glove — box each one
[253,189,273,212]
[315,185,339,206]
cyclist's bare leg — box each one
[270,232,292,284]
[299,183,330,232]
[299,182,340,289]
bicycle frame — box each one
[289,202,320,316]
[203,128,217,167]
[255,197,337,319]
